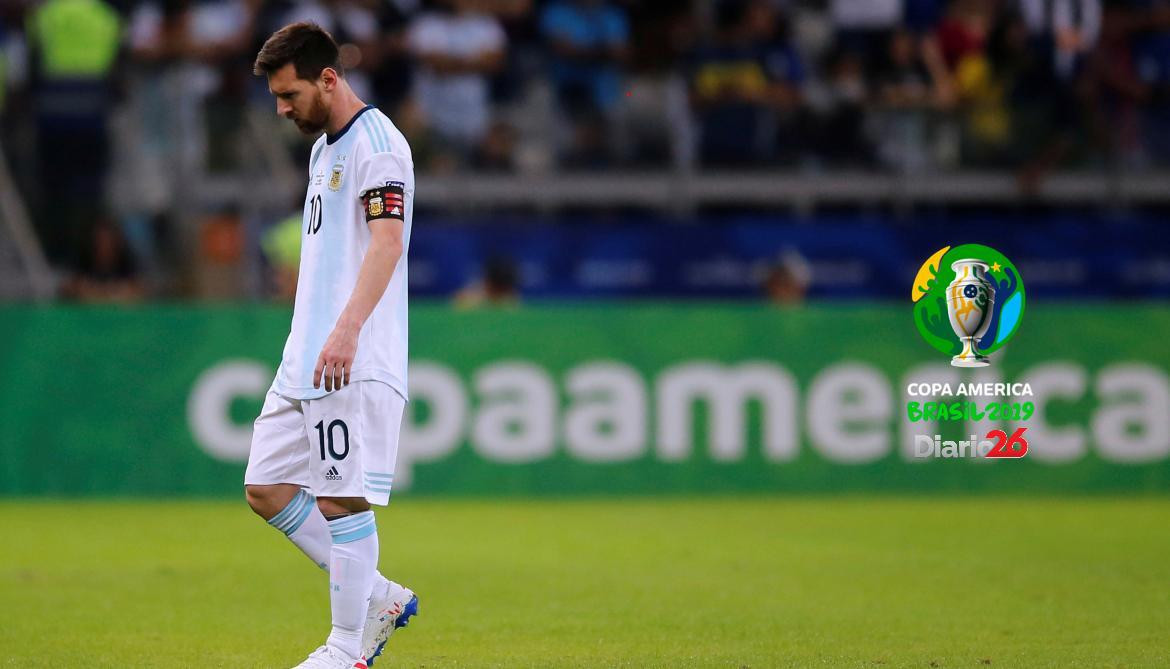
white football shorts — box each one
[244,381,403,505]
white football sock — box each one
[268,489,332,570]
[326,511,380,660]
[267,490,390,589]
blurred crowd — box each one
[3,0,1170,298]
[7,0,1170,173]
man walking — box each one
[244,22,417,669]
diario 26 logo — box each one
[911,244,1025,367]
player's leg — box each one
[316,495,379,663]
[348,382,417,666]
[244,390,333,570]
[308,384,380,664]
[245,483,334,571]
[306,382,416,666]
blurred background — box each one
[2,0,1170,302]
[2,6,1169,665]
[0,0,1168,497]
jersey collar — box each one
[326,105,375,145]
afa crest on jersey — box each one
[329,163,344,191]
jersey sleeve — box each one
[356,150,412,223]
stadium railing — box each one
[0,140,54,301]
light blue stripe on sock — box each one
[268,490,314,536]
[328,511,373,533]
[329,511,376,544]
[330,514,373,533]
[332,523,377,544]
[268,490,307,529]
[267,492,300,528]
[274,494,311,534]
[283,495,315,535]
[329,509,372,525]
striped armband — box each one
[361,182,405,222]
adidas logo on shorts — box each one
[325,466,343,481]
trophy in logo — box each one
[946,259,996,367]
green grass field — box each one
[1,497,1167,668]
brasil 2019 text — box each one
[906,401,1035,423]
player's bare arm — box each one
[314,218,405,392]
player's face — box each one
[268,63,331,136]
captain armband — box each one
[361,182,405,222]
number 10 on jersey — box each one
[307,194,322,235]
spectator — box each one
[808,46,874,166]
[261,211,301,301]
[830,0,904,69]
[935,0,994,71]
[922,0,994,111]
[408,0,507,162]
[873,27,956,170]
[1020,0,1103,79]
[763,249,811,306]
[1082,0,1144,163]
[366,0,420,112]
[484,0,537,106]
[688,0,804,167]
[454,255,521,308]
[62,218,144,303]
[903,0,948,36]
[1015,0,1102,189]
[473,119,518,170]
[906,0,956,109]
[750,1,807,163]
[951,9,1028,165]
[1129,0,1170,163]
[0,10,32,191]
[26,0,122,269]
[540,0,630,165]
[877,28,936,108]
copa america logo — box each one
[912,245,1026,367]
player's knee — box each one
[316,496,370,518]
[245,485,275,517]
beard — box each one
[290,94,330,135]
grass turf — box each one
[1,497,1167,668]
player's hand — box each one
[314,320,359,392]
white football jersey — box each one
[272,105,414,401]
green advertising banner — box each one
[1,304,1168,497]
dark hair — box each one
[253,22,342,80]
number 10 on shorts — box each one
[315,419,350,460]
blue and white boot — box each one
[362,581,418,666]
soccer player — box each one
[243,23,418,669]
